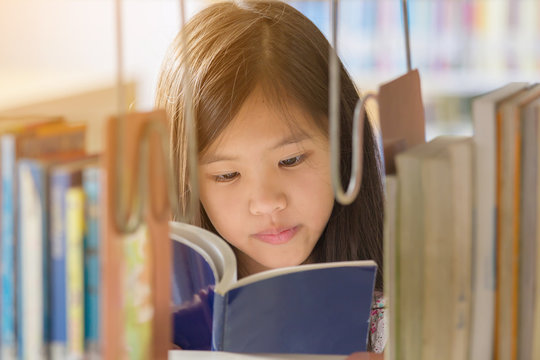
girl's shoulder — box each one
[369,291,387,353]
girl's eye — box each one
[215,172,239,183]
[279,154,305,167]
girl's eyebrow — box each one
[200,153,237,165]
[272,133,310,150]
[200,134,311,165]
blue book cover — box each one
[170,222,377,355]
[49,167,81,359]
[82,166,101,355]
[1,135,17,359]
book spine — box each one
[1,136,17,360]
[83,167,101,358]
[211,292,226,351]
[122,225,154,359]
[17,160,47,360]
[518,104,538,360]
[49,172,69,360]
[66,188,85,360]
[383,176,398,360]
[449,140,473,360]
[471,100,497,360]
[17,127,85,159]
[533,104,540,360]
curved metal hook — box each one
[402,0,412,71]
[112,0,197,233]
[328,0,370,205]
[331,94,376,205]
[114,116,180,234]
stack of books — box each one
[385,83,540,360]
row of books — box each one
[0,112,172,359]
[384,82,540,360]
[291,0,540,73]
[0,117,100,359]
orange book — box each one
[494,85,540,360]
[102,110,171,360]
[16,122,86,159]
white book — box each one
[446,138,473,360]
[18,161,46,360]
[470,82,528,360]
[421,146,453,360]
[395,145,427,360]
[415,136,474,360]
[395,138,457,360]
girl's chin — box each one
[257,257,307,271]
[237,249,310,277]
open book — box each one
[170,221,378,355]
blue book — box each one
[1,135,17,360]
[170,222,377,355]
[82,166,101,356]
[17,156,88,359]
[49,164,83,359]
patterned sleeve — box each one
[369,291,387,353]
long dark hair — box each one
[155,0,384,290]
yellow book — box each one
[66,187,85,359]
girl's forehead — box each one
[237,91,319,131]
[200,90,327,158]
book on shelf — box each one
[518,95,540,360]
[391,135,473,360]
[495,84,540,360]
[102,110,171,360]
[382,175,397,360]
[470,82,528,360]
[66,186,85,359]
[0,120,87,360]
[49,156,99,360]
[0,116,64,359]
[386,82,540,360]
[170,221,377,355]
[17,153,89,360]
[82,165,102,358]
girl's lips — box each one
[252,226,299,245]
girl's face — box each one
[198,88,335,276]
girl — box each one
[155,0,386,353]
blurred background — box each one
[1,0,539,142]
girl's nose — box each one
[248,180,287,216]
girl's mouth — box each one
[252,226,299,245]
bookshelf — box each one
[1,0,539,359]
[289,0,540,140]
